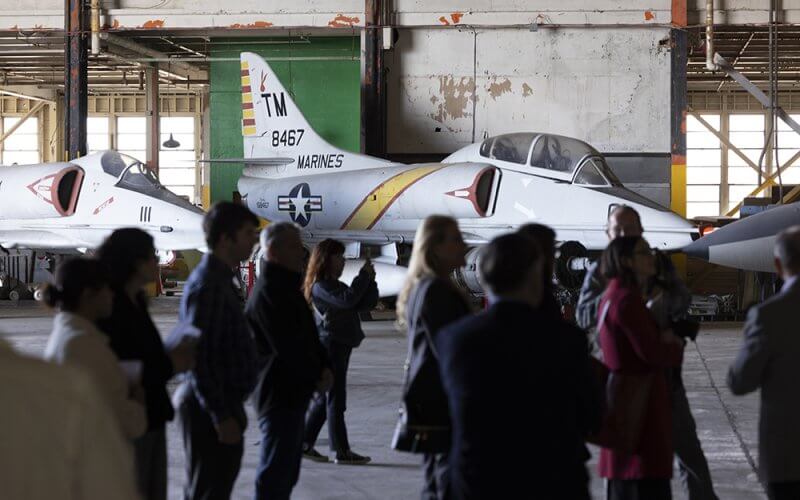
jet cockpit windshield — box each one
[100,150,204,214]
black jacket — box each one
[312,269,379,348]
[403,277,471,432]
[245,262,328,415]
[97,291,175,431]
[436,301,600,499]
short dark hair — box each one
[39,257,109,312]
[203,201,259,248]
[96,228,155,291]
[517,223,556,258]
[775,226,800,272]
[601,235,644,287]
[608,205,643,230]
[479,233,541,294]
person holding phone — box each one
[96,228,196,500]
[302,239,379,465]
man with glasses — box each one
[576,205,719,500]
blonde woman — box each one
[396,215,471,500]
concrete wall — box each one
[387,27,672,154]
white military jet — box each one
[235,51,697,293]
[0,150,206,252]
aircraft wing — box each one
[299,229,487,246]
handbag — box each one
[391,279,451,454]
[587,300,654,454]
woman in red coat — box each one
[598,236,684,500]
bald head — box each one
[606,205,644,241]
[774,226,800,277]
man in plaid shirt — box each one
[177,201,260,500]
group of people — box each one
[1,198,798,499]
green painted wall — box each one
[209,37,360,202]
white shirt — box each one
[44,311,146,439]
[0,339,141,500]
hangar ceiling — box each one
[688,25,800,91]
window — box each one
[573,158,609,186]
[773,115,800,186]
[480,133,534,165]
[2,117,39,165]
[87,117,110,154]
[113,115,197,202]
[117,116,146,162]
[727,114,763,214]
[686,114,721,219]
[530,135,591,174]
[159,116,196,200]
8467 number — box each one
[271,129,305,147]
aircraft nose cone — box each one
[683,235,710,261]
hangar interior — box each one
[0,0,799,303]
[4,2,800,500]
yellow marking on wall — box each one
[241,76,251,86]
[341,165,444,230]
[242,93,253,104]
[242,109,255,119]
[242,126,257,136]
[241,61,249,70]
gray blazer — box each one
[728,278,800,483]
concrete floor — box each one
[0,299,766,499]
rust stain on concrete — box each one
[451,12,464,24]
[644,10,655,21]
[328,14,360,28]
[438,16,450,25]
[522,83,533,97]
[230,21,274,29]
[141,19,165,28]
[487,78,512,100]
[429,76,475,123]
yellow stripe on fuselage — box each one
[341,165,444,230]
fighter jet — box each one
[0,150,206,252]
[683,203,800,273]
[235,52,697,293]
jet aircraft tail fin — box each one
[239,52,392,178]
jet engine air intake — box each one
[0,164,84,220]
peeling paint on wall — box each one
[328,14,359,28]
[487,78,512,99]
[522,83,533,97]
[141,19,165,28]
[644,10,655,21]
[229,20,274,29]
[438,16,450,25]
[429,76,475,123]
[451,12,464,24]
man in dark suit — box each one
[728,226,800,500]
[436,233,597,499]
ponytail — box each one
[37,257,110,312]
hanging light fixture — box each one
[162,132,180,149]
[162,68,181,149]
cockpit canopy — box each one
[100,150,204,214]
[478,133,622,187]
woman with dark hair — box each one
[43,257,147,440]
[597,236,684,500]
[302,238,378,465]
[96,228,195,500]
